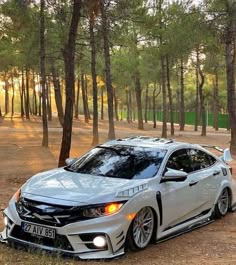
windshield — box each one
[66,145,167,180]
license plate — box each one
[22,222,56,239]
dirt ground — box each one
[0,116,236,265]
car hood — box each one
[21,168,146,206]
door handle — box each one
[213,170,221,176]
[189,180,198,187]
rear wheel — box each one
[214,188,229,218]
[126,207,155,250]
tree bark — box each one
[179,58,185,131]
[100,0,115,139]
[225,1,236,154]
[58,0,82,166]
[74,78,80,119]
[134,72,143,130]
[46,78,52,121]
[32,71,38,115]
[161,56,167,138]
[129,89,133,122]
[213,70,219,131]
[194,51,200,132]
[198,66,206,136]
[40,0,48,147]
[166,56,174,136]
[89,18,99,145]
[101,86,104,120]
[51,66,64,127]
[11,76,15,117]
[25,68,30,119]
[114,90,119,121]
[126,89,130,123]
[19,78,24,117]
[81,73,90,123]
[4,80,9,115]
[144,86,148,123]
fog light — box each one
[4,216,8,226]
[93,236,107,248]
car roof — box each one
[102,136,191,151]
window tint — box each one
[67,146,167,180]
[189,149,216,171]
[166,149,192,173]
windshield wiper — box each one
[64,166,76,172]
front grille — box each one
[11,225,74,251]
[16,198,90,227]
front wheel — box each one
[214,188,229,218]
[126,207,155,250]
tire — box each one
[126,207,155,251]
[214,188,229,219]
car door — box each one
[188,148,219,213]
[159,148,200,231]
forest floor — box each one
[0,115,236,265]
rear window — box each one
[66,145,167,180]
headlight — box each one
[14,188,21,203]
[82,202,124,218]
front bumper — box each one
[1,199,129,259]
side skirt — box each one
[156,217,214,245]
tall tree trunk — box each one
[100,0,115,139]
[18,79,24,117]
[194,51,200,131]
[126,89,130,123]
[198,67,206,136]
[74,78,80,119]
[166,56,174,136]
[144,86,148,123]
[59,0,82,166]
[179,58,185,131]
[84,75,91,119]
[213,70,219,131]
[89,18,99,145]
[225,2,236,154]
[114,90,119,121]
[25,68,30,119]
[132,90,136,121]
[129,89,133,122]
[101,86,104,120]
[32,71,38,115]
[46,79,52,121]
[51,66,64,126]
[40,0,48,147]
[81,73,90,123]
[38,92,42,117]
[153,89,157,129]
[161,56,167,138]
[4,80,9,115]
[134,72,143,130]
[11,76,15,117]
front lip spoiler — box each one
[2,236,124,260]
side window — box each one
[166,149,192,173]
[189,149,216,171]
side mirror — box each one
[161,168,188,183]
[65,158,76,166]
[223,148,233,162]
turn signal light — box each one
[104,203,123,215]
[14,188,21,203]
[126,213,136,221]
